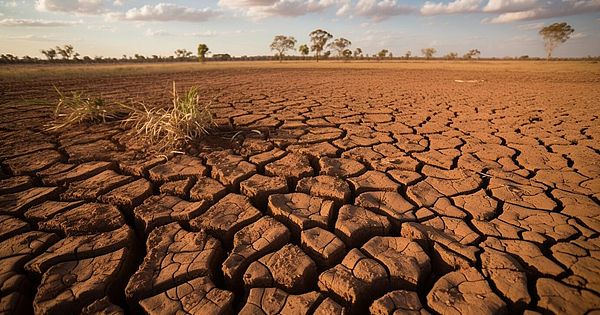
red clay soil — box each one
[0,66,599,314]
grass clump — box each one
[122,82,213,150]
[47,86,117,131]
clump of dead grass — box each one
[47,86,117,131]
[121,82,213,150]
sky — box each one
[1,0,599,58]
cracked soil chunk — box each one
[244,244,317,293]
[264,153,314,185]
[355,191,415,225]
[296,175,351,206]
[33,248,130,315]
[319,157,366,178]
[239,287,322,315]
[240,174,288,208]
[537,278,600,314]
[25,225,134,276]
[335,204,391,247]
[39,203,125,236]
[148,155,206,182]
[125,222,221,301]
[61,170,132,201]
[300,227,346,268]
[139,276,234,315]
[268,193,336,238]
[133,194,208,234]
[370,290,430,315]
[189,193,262,245]
[362,236,431,290]
[427,267,506,315]
[222,216,290,285]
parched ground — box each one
[1,62,599,314]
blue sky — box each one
[1,0,599,58]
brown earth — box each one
[0,63,599,314]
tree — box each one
[445,52,458,60]
[377,49,389,60]
[539,22,574,61]
[421,48,436,59]
[298,44,309,57]
[405,51,411,59]
[342,49,352,61]
[174,49,192,59]
[353,48,363,58]
[56,45,74,59]
[309,29,332,62]
[270,35,297,62]
[323,51,331,59]
[463,49,481,59]
[197,43,209,63]
[41,48,57,60]
[327,38,351,58]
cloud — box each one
[482,0,537,13]
[35,0,107,14]
[3,34,79,42]
[421,0,482,15]
[113,3,221,22]
[0,18,81,26]
[516,22,544,30]
[219,0,342,18]
[483,0,600,23]
[144,29,172,36]
[354,0,415,21]
[3,0,18,8]
[571,32,587,39]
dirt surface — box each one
[1,64,599,314]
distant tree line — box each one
[0,23,592,64]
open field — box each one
[0,61,599,314]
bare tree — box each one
[539,22,574,61]
[327,38,351,58]
[421,48,436,59]
[309,29,333,62]
[405,50,411,59]
[270,35,297,62]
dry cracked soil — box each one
[0,65,599,315]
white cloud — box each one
[482,0,537,12]
[354,0,414,21]
[0,18,81,26]
[3,34,80,42]
[3,0,18,8]
[113,3,221,22]
[483,0,600,23]
[219,0,342,18]
[421,0,482,15]
[571,32,587,39]
[516,22,544,30]
[36,0,107,14]
[144,28,172,36]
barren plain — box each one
[0,61,599,314]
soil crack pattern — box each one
[0,66,599,314]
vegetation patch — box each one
[47,86,118,131]
[121,82,213,151]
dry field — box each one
[0,61,599,314]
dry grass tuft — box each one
[121,82,213,150]
[47,86,117,131]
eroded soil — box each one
[0,66,599,314]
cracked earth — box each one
[0,66,599,314]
